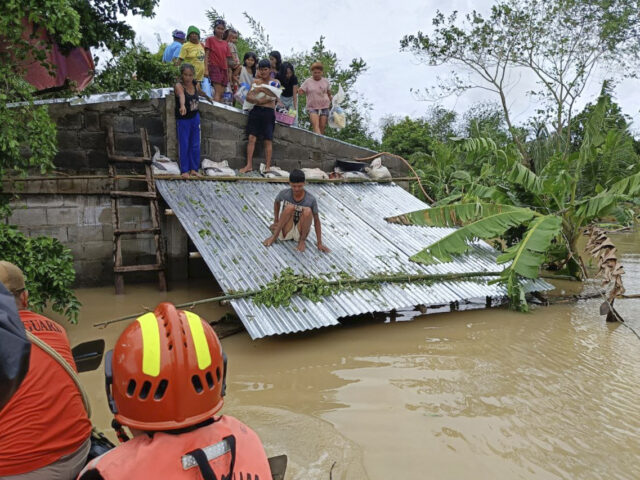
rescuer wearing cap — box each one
[0,261,92,480]
[77,302,273,480]
[163,29,186,63]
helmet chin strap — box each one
[111,419,131,443]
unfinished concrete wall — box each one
[6,95,408,287]
[49,99,166,173]
[6,179,161,285]
[49,96,403,175]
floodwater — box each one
[57,231,640,480]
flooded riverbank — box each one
[56,231,640,480]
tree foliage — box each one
[66,0,158,54]
[401,0,640,165]
[396,87,640,310]
[0,0,82,214]
[0,225,80,323]
[85,43,178,99]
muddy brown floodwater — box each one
[54,231,640,480]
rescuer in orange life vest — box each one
[77,302,273,480]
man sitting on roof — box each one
[263,169,331,253]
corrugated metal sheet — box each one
[157,180,552,339]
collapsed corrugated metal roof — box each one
[156,180,552,339]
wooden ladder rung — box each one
[114,264,165,273]
[111,191,157,199]
[114,227,161,236]
[108,155,152,164]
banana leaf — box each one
[508,162,544,194]
[403,203,524,228]
[496,215,563,278]
[410,207,537,264]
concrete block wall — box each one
[6,95,408,287]
[7,192,158,286]
[49,99,166,173]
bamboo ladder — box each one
[105,127,167,294]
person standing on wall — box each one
[298,62,332,135]
[176,26,206,82]
[276,62,299,126]
[268,51,282,80]
[175,63,210,178]
[0,261,92,480]
[239,59,281,174]
[162,29,185,63]
[77,302,273,480]
[204,19,232,103]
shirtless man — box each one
[263,169,330,253]
[239,59,280,173]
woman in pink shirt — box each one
[204,19,232,102]
[299,61,332,135]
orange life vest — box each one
[78,415,272,480]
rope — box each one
[353,152,435,204]
[26,331,92,417]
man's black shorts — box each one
[246,106,276,140]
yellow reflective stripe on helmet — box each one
[137,312,161,377]
[185,311,212,370]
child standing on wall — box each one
[204,19,232,103]
[175,63,210,178]
[236,52,257,107]
[299,62,332,135]
[223,28,242,89]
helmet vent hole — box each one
[205,371,214,389]
[216,367,221,382]
[154,379,169,399]
[191,375,204,393]
[168,342,173,350]
[126,380,137,397]
[139,381,152,399]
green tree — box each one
[397,88,640,310]
[1,0,82,215]
[85,42,178,99]
[66,0,158,54]
[0,225,80,323]
[1,0,158,322]
[381,117,436,158]
[401,0,640,166]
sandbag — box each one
[301,168,329,180]
[341,170,369,179]
[365,156,392,180]
[260,163,289,178]
[151,146,180,175]
[202,159,236,177]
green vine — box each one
[253,268,358,307]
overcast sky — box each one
[127,0,640,138]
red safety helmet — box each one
[105,302,227,431]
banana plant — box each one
[395,86,640,310]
